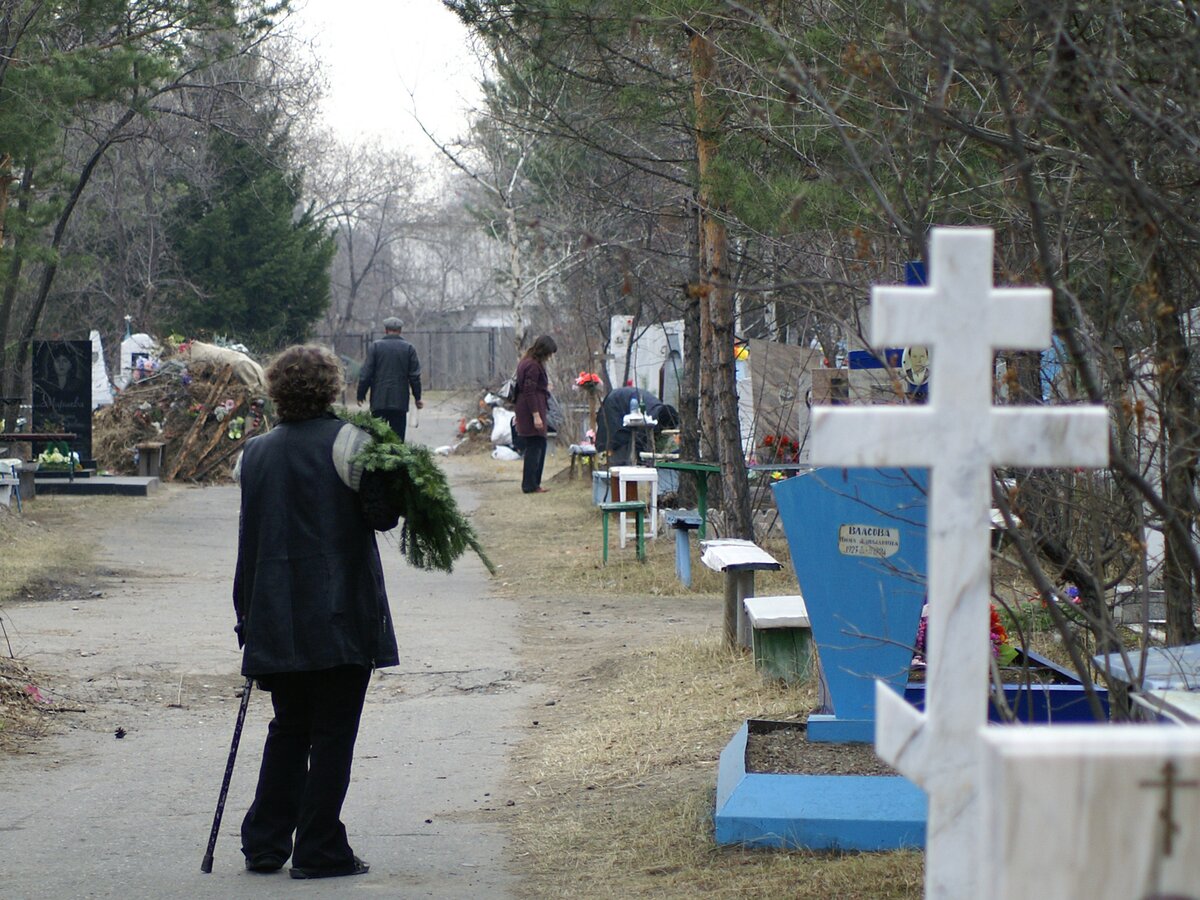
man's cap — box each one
[383,316,403,330]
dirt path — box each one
[1,395,737,899]
[0,399,544,899]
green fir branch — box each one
[338,409,496,575]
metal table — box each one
[655,460,721,539]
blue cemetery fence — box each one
[772,466,1107,732]
[712,467,930,851]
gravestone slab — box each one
[1095,642,1200,691]
[980,727,1200,900]
[32,340,93,464]
[773,468,928,742]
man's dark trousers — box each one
[376,409,408,442]
[241,665,371,870]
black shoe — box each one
[289,856,370,879]
[244,855,285,873]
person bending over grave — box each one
[232,344,400,880]
[595,386,679,466]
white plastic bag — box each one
[491,445,521,461]
[491,407,515,446]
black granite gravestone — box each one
[32,340,93,466]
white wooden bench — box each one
[0,458,22,512]
[743,594,813,684]
[700,538,783,648]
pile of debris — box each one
[0,656,49,751]
[93,341,271,482]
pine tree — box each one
[168,130,336,349]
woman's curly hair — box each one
[266,344,343,421]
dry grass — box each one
[0,497,102,605]
[465,451,924,899]
[469,455,800,601]
[0,496,109,750]
[0,656,52,751]
[505,636,922,899]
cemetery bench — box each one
[598,500,646,564]
[135,441,166,478]
[0,458,21,513]
[663,508,703,587]
[567,443,596,480]
[743,594,812,684]
[609,465,659,546]
[700,538,782,648]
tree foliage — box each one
[167,130,335,349]
[449,0,1200,694]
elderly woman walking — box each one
[234,344,398,879]
[513,335,557,494]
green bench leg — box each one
[602,509,610,564]
[635,509,645,562]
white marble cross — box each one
[810,227,1110,899]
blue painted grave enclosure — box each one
[773,468,929,743]
[714,467,1110,852]
[714,720,926,851]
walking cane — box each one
[201,677,254,873]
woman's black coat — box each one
[233,415,399,676]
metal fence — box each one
[325,327,517,392]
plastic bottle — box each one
[630,393,639,416]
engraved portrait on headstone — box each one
[33,340,93,463]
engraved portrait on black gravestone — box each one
[33,340,93,462]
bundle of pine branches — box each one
[339,410,495,575]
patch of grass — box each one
[466,452,924,899]
[508,636,921,899]
[471,459,800,599]
[0,497,102,605]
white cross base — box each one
[811,227,1109,899]
[980,727,1200,900]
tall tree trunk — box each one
[677,197,702,507]
[506,199,528,351]
[691,28,752,539]
[10,109,137,404]
[1150,258,1200,646]
[0,163,32,428]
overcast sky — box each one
[289,0,484,155]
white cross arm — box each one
[811,406,937,468]
[875,681,932,785]
[989,407,1110,468]
[872,284,1053,350]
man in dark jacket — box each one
[234,344,398,880]
[595,386,680,466]
[356,316,423,440]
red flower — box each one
[763,435,775,446]
[989,605,1009,646]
